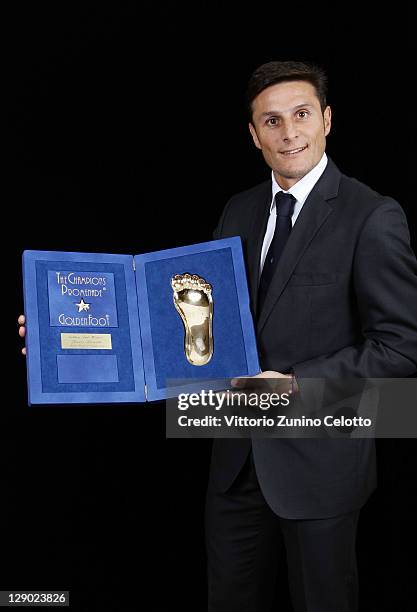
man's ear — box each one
[323,106,332,136]
[248,123,262,150]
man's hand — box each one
[231,371,297,395]
[18,314,26,355]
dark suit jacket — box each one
[208,157,417,519]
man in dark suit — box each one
[205,61,417,611]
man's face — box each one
[249,80,331,190]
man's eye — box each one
[266,117,278,126]
[297,111,309,118]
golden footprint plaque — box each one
[171,273,213,366]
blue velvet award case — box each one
[23,237,260,404]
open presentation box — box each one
[23,238,260,404]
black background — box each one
[4,3,416,611]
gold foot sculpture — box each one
[171,273,213,366]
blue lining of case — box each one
[145,249,247,387]
[35,260,135,393]
[136,238,260,401]
[57,355,119,383]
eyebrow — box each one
[260,103,314,117]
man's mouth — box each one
[280,145,308,156]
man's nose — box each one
[281,120,298,141]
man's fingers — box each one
[18,315,27,355]
[231,372,274,387]
[231,377,248,388]
[231,376,263,390]
[231,375,291,394]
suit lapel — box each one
[245,183,271,314]
[257,158,341,333]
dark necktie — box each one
[257,191,296,314]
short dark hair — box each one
[246,60,328,121]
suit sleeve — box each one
[293,197,417,380]
[212,196,236,240]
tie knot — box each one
[275,191,296,217]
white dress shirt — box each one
[260,153,328,273]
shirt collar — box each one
[270,152,328,212]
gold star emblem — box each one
[75,299,90,313]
